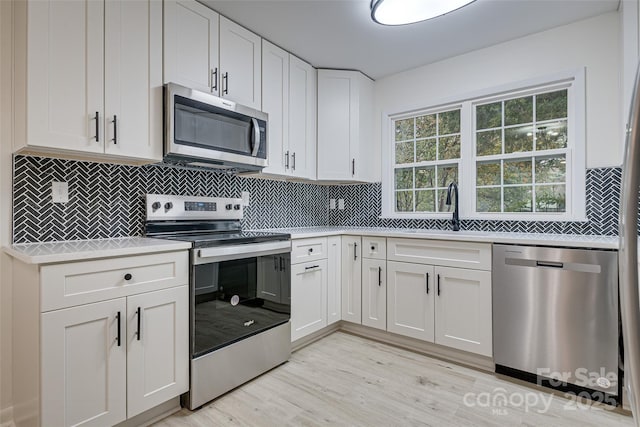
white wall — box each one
[375,12,622,169]
[0,0,13,425]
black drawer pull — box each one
[124,273,132,281]
[305,265,319,270]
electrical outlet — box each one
[338,199,345,210]
[329,199,336,210]
[241,191,250,207]
[52,181,69,203]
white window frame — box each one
[381,68,586,221]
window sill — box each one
[379,213,589,222]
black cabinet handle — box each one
[111,115,117,144]
[280,256,285,272]
[352,159,355,176]
[426,273,429,294]
[292,152,296,171]
[378,266,382,287]
[124,273,132,281]
[305,264,319,270]
[94,111,99,142]
[354,242,357,261]
[116,311,121,346]
[223,72,229,94]
[285,151,290,169]
[211,67,218,92]
[136,307,141,341]
[437,274,441,296]
[274,256,278,271]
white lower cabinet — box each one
[327,236,342,325]
[291,260,328,341]
[386,261,435,341]
[361,258,386,330]
[434,266,492,357]
[12,250,189,427]
[341,236,362,323]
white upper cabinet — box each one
[219,16,262,109]
[16,0,162,162]
[317,69,375,182]
[261,40,289,176]
[164,0,220,95]
[261,41,317,179]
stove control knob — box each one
[234,204,241,210]
[165,202,173,210]
[225,204,232,210]
[151,202,161,210]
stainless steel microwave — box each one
[164,83,268,171]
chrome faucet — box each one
[445,182,460,231]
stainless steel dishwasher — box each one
[493,244,619,400]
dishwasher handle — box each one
[535,261,564,269]
[504,257,601,274]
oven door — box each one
[191,241,291,358]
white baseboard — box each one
[0,405,14,427]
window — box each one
[383,70,585,221]
[394,109,461,213]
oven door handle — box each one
[196,240,291,263]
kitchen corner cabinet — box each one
[14,0,162,162]
[341,236,362,323]
[164,2,262,110]
[317,70,375,182]
[261,40,317,179]
[12,251,189,426]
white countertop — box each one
[257,227,620,249]
[4,237,192,264]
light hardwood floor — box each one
[154,332,633,427]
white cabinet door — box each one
[127,286,189,418]
[104,0,162,161]
[41,299,126,427]
[164,0,219,94]
[386,261,435,342]
[327,236,342,325]
[27,0,104,153]
[362,258,386,331]
[341,236,362,323]
[435,267,492,357]
[288,55,316,179]
[317,70,354,181]
[219,16,261,109]
[291,260,328,341]
[261,40,289,175]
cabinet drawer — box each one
[41,251,189,311]
[387,238,491,271]
[362,237,386,260]
[291,238,327,264]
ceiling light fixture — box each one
[370,0,476,26]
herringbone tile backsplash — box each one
[12,155,623,243]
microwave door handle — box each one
[251,118,261,157]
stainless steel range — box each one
[145,194,291,409]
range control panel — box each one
[146,194,243,221]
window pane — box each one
[504,158,532,185]
[436,188,453,213]
[505,96,533,126]
[416,138,437,162]
[535,156,566,184]
[476,102,502,130]
[395,118,414,141]
[395,141,414,164]
[504,186,533,212]
[438,164,458,188]
[505,126,533,153]
[477,130,502,156]
[415,166,435,188]
[477,188,501,212]
[416,114,436,138]
[535,184,566,212]
[536,120,567,150]
[439,135,460,160]
[536,90,568,121]
[477,161,501,186]
[439,110,460,134]
[396,191,414,212]
[416,190,435,212]
[395,168,413,189]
